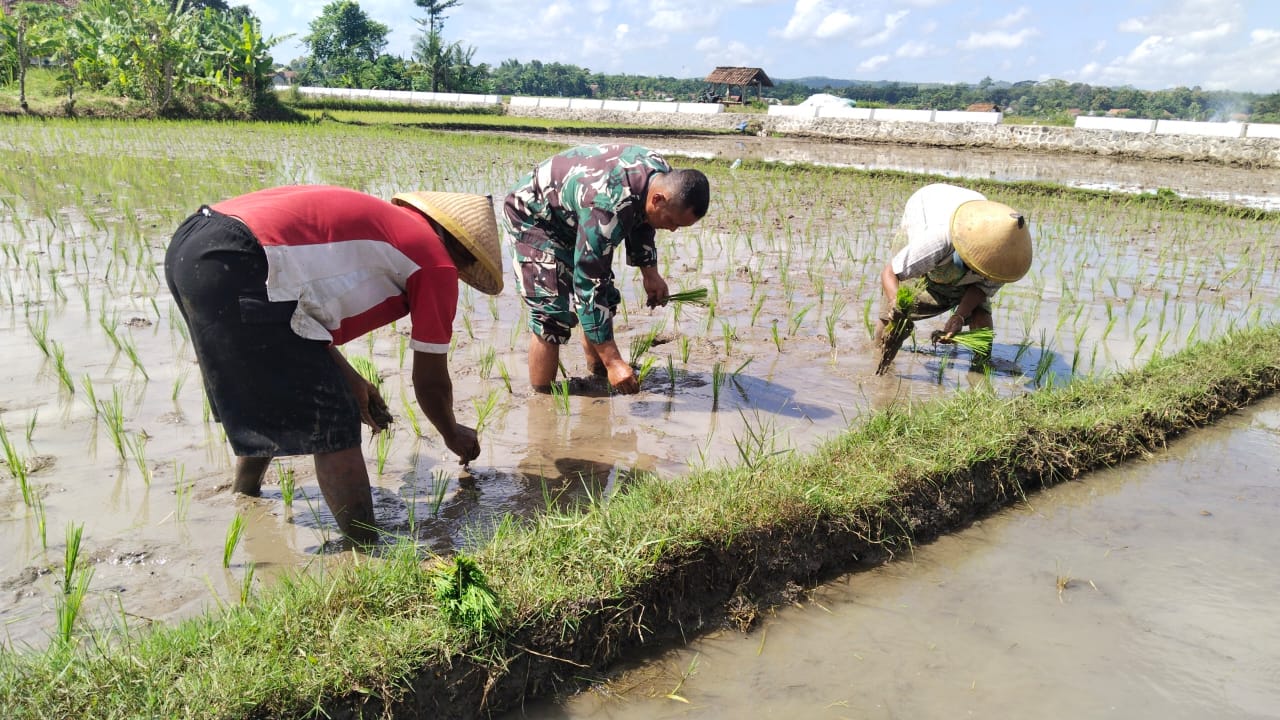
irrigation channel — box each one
[0,118,1278,704]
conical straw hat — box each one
[950,199,1033,283]
[392,191,504,295]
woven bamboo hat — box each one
[392,192,504,295]
[950,200,1033,283]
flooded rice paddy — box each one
[1,119,1278,656]
[506,395,1280,720]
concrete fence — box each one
[767,105,1000,125]
[281,86,500,106]
[1074,115,1279,139]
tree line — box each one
[4,0,1278,123]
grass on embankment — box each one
[4,325,1280,719]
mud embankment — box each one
[325,333,1280,720]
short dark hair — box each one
[662,169,710,218]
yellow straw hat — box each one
[392,191,504,295]
[950,200,1033,283]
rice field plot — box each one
[0,117,1276,650]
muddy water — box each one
[515,131,1280,210]
[1,122,1278,654]
[507,396,1280,719]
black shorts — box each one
[163,207,360,457]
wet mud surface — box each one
[1,122,1278,659]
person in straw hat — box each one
[503,144,710,394]
[874,183,1032,371]
[164,185,503,544]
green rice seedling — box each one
[28,313,52,358]
[126,431,152,486]
[665,287,710,307]
[239,562,256,605]
[711,362,726,409]
[947,328,994,357]
[33,491,48,550]
[551,380,571,414]
[51,341,75,394]
[63,522,85,594]
[118,334,148,379]
[789,304,813,335]
[770,320,783,352]
[25,410,37,444]
[428,553,502,636]
[222,513,246,568]
[667,355,676,389]
[825,297,847,349]
[276,462,295,510]
[79,375,99,415]
[477,346,497,379]
[374,429,393,476]
[496,360,513,393]
[99,388,127,459]
[429,468,450,517]
[636,356,657,386]
[171,366,188,402]
[1,421,33,507]
[174,462,192,520]
[473,389,501,433]
[55,563,93,648]
[679,336,691,363]
[400,394,422,436]
[750,295,766,326]
[720,320,736,356]
[348,354,382,389]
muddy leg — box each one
[528,333,560,393]
[233,456,270,496]
[581,334,608,378]
[313,447,377,545]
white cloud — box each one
[860,10,909,47]
[958,27,1040,50]
[895,41,931,58]
[996,7,1030,28]
[858,54,889,72]
[1072,0,1279,91]
[647,0,719,32]
[779,0,862,41]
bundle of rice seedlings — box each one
[875,284,917,375]
[429,554,502,636]
[947,328,994,357]
[664,288,710,307]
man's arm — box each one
[412,351,480,462]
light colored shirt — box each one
[215,186,458,354]
[890,183,1003,297]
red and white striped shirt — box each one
[215,186,457,354]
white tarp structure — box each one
[797,93,855,108]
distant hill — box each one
[782,76,871,89]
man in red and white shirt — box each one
[165,186,503,544]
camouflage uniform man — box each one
[503,144,710,394]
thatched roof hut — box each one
[703,66,773,103]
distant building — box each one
[271,70,299,87]
[703,66,774,104]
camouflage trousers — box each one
[510,234,619,345]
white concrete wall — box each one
[638,101,680,113]
[287,86,501,106]
[1074,116,1158,133]
[602,100,640,112]
[568,98,604,110]
[873,108,935,123]
[768,105,818,119]
[1246,122,1280,139]
[676,102,724,115]
[1154,119,1245,137]
[934,110,1003,125]
[816,106,873,120]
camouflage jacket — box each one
[503,144,669,342]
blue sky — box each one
[248,0,1280,93]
